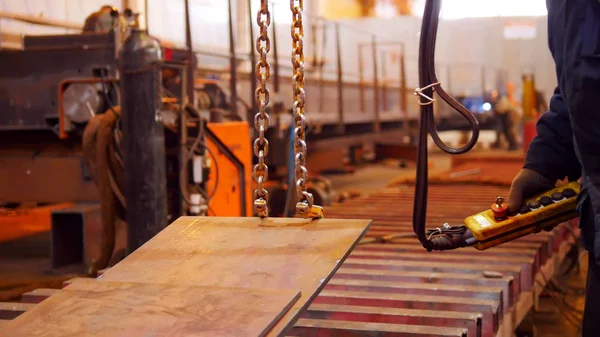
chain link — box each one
[253,0,272,218]
[290,0,322,218]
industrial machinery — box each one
[0,1,355,275]
[0,2,583,335]
[412,0,580,251]
[0,5,254,274]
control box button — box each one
[540,196,553,206]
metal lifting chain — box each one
[291,0,324,219]
[253,0,271,218]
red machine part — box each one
[491,197,509,219]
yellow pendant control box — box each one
[464,181,581,250]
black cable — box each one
[206,204,217,216]
[549,280,585,296]
[99,78,123,167]
[180,128,220,206]
[537,268,585,326]
[210,107,243,121]
[535,279,583,329]
[187,140,219,201]
[178,141,219,211]
[414,0,480,251]
[99,73,119,118]
[178,106,220,212]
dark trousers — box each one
[583,253,600,336]
[494,114,518,150]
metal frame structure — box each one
[189,2,416,149]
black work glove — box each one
[507,168,556,213]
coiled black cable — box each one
[414,0,480,251]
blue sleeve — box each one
[524,87,581,182]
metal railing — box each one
[190,1,412,136]
[0,3,414,136]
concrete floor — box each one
[324,154,452,194]
[0,232,73,302]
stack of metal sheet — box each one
[289,161,577,337]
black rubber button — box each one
[563,188,577,198]
[528,200,542,209]
[519,205,531,214]
[551,192,564,201]
[540,196,553,206]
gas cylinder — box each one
[119,29,168,254]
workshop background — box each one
[0,1,585,337]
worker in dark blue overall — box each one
[507,1,600,334]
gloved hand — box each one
[507,168,556,213]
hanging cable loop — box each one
[413,0,479,251]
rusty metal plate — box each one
[314,290,498,335]
[342,257,523,293]
[291,318,469,337]
[301,304,481,336]
[97,216,371,337]
[325,278,505,315]
[1,278,301,337]
[356,243,541,274]
[335,266,516,311]
[349,250,534,293]
[301,181,574,336]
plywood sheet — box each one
[1,278,300,337]
[99,216,371,336]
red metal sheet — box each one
[313,290,498,335]
[356,243,541,274]
[302,181,572,336]
[334,267,516,311]
[348,250,534,294]
[19,289,59,304]
[300,305,482,337]
[290,319,468,337]
[342,257,523,292]
[324,278,505,314]
[0,303,35,320]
